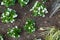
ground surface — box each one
[0,0,60,40]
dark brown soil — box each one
[0,0,60,40]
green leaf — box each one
[1,0,16,7]
[7,26,21,38]
[1,8,17,23]
[24,19,36,33]
[18,0,29,7]
[30,1,48,17]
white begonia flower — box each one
[2,13,5,18]
[38,9,40,15]
[26,22,28,24]
[2,13,4,16]
[7,32,9,34]
[34,22,35,24]
[21,0,23,2]
[13,14,17,18]
[32,28,35,32]
[10,29,14,33]
[18,35,20,37]
[40,6,43,9]
[12,35,15,38]
[28,27,31,29]
[1,2,4,5]
[42,15,45,17]
[2,15,5,18]
[43,8,48,13]
[5,20,8,23]
[8,8,12,12]
[15,26,18,28]
[6,12,10,15]
[21,0,29,4]
[42,10,45,13]
[11,19,15,23]
[24,1,28,4]
[38,7,40,11]
[45,10,48,13]
[13,36,15,38]
[44,8,47,12]
[43,2,45,3]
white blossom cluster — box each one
[1,0,15,7]
[24,19,35,33]
[30,1,48,17]
[7,26,21,38]
[1,8,17,23]
[18,0,29,7]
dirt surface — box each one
[0,0,60,40]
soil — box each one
[0,0,60,40]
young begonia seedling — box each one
[18,0,29,7]
[1,0,15,7]
[30,1,48,17]
[24,19,36,33]
[7,26,21,38]
[1,8,17,23]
